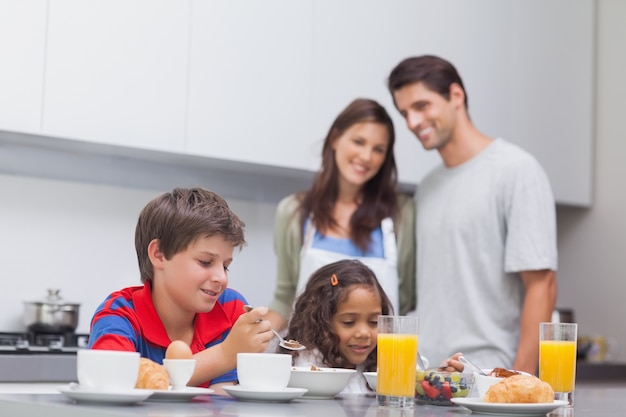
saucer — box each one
[57,384,154,405]
[222,385,307,402]
[146,386,214,402]
[451,398,568,416]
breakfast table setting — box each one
[0,384,624,417]
[1,318,623,416]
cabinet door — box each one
[415,0,594,206]
[309,0,440,186]
[186,0,313,170]
[42,0,188,152]
[0,0,47,133]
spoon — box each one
[417,351,428,370]
[242,305,306,351]
[458,355,488,376]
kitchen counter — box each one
[0,385,623,417]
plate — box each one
[451,398,568,416]
[146,387,214,402]
[222,385,307,402]
[57,384,154,405]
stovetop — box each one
[0,331,89,354]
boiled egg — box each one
[165,340,193,360]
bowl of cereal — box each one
[288,366,357,399]
[415,369,474,406]
[363,371,377,390]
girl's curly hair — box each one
[284,259,393,371]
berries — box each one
[415,370,473,405]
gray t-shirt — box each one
[416,138,557,368]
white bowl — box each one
[288,366,356,399]
[474,373,503,399]
[473,368,532,399]
[363,371,377,390]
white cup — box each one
[77,349,140,391]
[237,353,291,390]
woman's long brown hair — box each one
[284,259,393,371]
[298,98,398,251]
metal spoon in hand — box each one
[242,305,306,351]
[458,355,488,376]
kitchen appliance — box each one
[0,330,88,382]
[22,289,80,333]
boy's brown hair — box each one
[135,187,246,283]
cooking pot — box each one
[23,289,80,333]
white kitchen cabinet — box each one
[309,0,440,186]
[42,0,189,152]
[186,0,314,170]
[0,0,47,133]
[414,0,595,206]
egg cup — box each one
[163,359,196,390]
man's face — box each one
[393,82,459,151]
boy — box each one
[88,187,273,394]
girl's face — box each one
[332,286,382,367]
[332,122,389,191]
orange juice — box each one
[377,333,418,396]
[539,340,577,392]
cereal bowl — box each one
[363,371,377,390]
[415,369,474,406]
[288,366,356,399]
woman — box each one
[266,98,416,330]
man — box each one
[387,55,557,374]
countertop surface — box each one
[0,384,623,417]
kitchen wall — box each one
[0,174,277,334]
[555,0,626,362]
[0,1,624,361]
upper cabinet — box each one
[414,0,595,206]
[308,0,441,186]
[0,0,595,206]
[186,0,314,171]
[42,0,189,153]
[0,0,47,133]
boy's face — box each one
[332,286,382,367]
[159,235,233,314]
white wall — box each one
[1,0,624,363]
[554,0,626,361]
[0,174,277,334]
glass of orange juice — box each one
[377,315,419,408]
[539,322,578,406]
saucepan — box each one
[23,289,81,333]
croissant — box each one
[135,357,170,390]
[484,374,554,403]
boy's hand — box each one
[223,306,273,358]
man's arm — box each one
[513,269,557,374]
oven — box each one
[0,331,89,382]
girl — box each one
[283,259,392,394]
[266,98,416,330]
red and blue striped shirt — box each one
[88,281,247,386]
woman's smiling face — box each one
[332,122,390,191]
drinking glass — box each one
[539,322,578,406]
[376,315,419,408]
